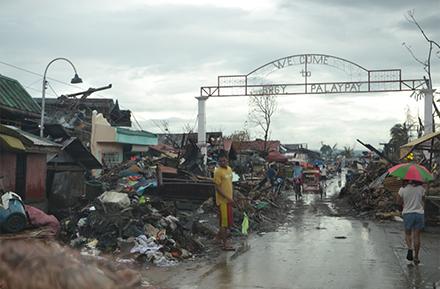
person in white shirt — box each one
[396,180,425,264]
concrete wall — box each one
[91,113,121,177]
[90,112,158,177]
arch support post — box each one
[422,89,436,135]
[196,95,209,164]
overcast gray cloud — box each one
[0,0,439,150]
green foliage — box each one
[389,123,413,149]
[320,142,337,159]
[340,145,354,158]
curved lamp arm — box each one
[40,58,82,137]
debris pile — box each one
[56,192,203,267]
[339,160,440,224]
[52,156,294,268]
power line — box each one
[0,60,198,134]
[0,60,85,91]
[0,61,41,77]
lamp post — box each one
[40,57,83,137]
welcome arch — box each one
[196,54,432,159]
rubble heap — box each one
[53,156,294,268]
[339,160,440,224]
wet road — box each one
[144,174,439,289]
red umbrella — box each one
[388,163,434,182]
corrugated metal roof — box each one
[5,125,62,148]
[116,127,158,138]
[0,74,41,114]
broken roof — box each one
[47,137,102,169]
[401,131,440,149]
[2,125,62,154]
[241,140,281,152]
[149,143,181,154]
[400,131,440,159]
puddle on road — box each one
[229,241,251,261]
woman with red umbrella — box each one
[390,163,433,264]
[396,180,425,263]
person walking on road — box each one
[320,166,327,187]
[396,180,425,263]
[213,153,236,251]
[292,162,303,196]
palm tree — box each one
[320,142,337,159]
[389,123,412,147]
[388,123,413,160]
[340,146,354,158]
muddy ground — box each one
[137,187,355,284]
[138,181,440,289]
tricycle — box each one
[302,170,323,198]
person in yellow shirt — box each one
[212,153,236,251]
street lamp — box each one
[40,57,83,137]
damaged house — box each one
[44,124,103,211]
[91,112,158,177]
[35,90,159,177]
[0,124,61,211]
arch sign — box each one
[200,54,424,97]
[197,54,432,162]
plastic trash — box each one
[85,180,104,200]
[77,217,87,227]
[394,216,404,222]
[0,192,28,233]
[157,230,166,242]
[242,212,249,235]
[255,203,270,210]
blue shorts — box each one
[403,213,425,230]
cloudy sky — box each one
[1,0,439,150]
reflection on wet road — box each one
[147,173,425,288]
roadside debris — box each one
[338,159,440,225]
[34,154,295,269]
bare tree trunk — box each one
[247,93,277,159]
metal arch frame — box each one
[246,54,370,76]
[200,54,425,97]
[196,54,434,164]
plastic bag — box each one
[394,216,403,222]
[242,212,249,235]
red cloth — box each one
[314,168,321,177]
[24,205,60,240]
[218,203,234,228]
